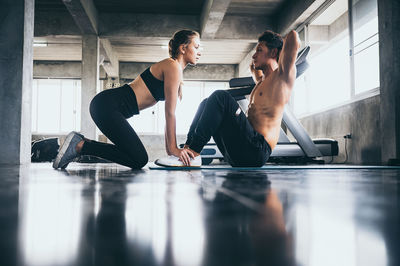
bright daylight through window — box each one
[292,0,380,117]
[128,81,229,134]
[32,79,81,134]
[32,79,227,135]
[352,0,379,95]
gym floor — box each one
[1,162,399,266]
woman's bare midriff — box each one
[129,76,157,111]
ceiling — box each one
[33,37,256,64]
[33,0,291,65]
[227,0,284,16]
[311,0,348,26]
[93,0,204,15]
[34,0,283,16]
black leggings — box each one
[186,90,271,167]
[80,85,148,169]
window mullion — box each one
[348,0,356,99]
[35,80,39,133]
[59,80,63,133]
[304,24,311,115]
[73,81,76,131]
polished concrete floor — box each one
[0,163,399,266]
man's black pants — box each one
[186,90,271,167]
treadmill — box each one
[199,46,339,165]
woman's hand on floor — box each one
[175,148,195,166]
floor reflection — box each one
[2,164,399,266]
[89,176,158,265]
[169,181,205,266]
[201,171,295,266]
[275,171,393,266]
[0,166,20,266]
[18,167,83,266]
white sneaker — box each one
[155,155,202,167]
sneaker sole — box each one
[154,159,201,167]
[52,132,76,169]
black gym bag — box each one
[31,138,59,162]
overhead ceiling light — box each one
[33,42,48,47]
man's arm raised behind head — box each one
[278,30,301,83]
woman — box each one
[53,30,201,169]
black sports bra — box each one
[140,67,165,101]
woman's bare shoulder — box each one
[160,58,181,75]
[150,59,180,80]
[157,58,177,67]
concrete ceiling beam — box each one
[62,0,99,35]
[99,38,119,77]
[100,14,271,40]
[237,44,257,78]
[99,13,199,38]
[274,0,327,35]
[214,15,273,40]
[34,11,272,41]
[200,0,232,39]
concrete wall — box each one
[35,10,81,36]
[33,61,236,81]
[378,0,400,164]
[33,61,82,78]
[0,0,34,165]
[299,95,381,164]
[120,62,236,81]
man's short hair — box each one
[258,30,283,60]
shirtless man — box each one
[156,30,300,167]
[248,29,300,151]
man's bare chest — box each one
[250,79,278,104]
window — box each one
[292,0,380,117]
[307,35,351,113]
[32,79,81,134]
[128,81,229,134]
[293,0,350,116]
[352,0,379,94]
[292,75,308,115]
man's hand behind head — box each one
[250,62,264,83]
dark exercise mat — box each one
[148,163,400,170]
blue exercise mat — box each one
[148,163,400,170]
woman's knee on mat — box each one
[126,152,148,169]
[135,156,149,169]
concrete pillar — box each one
[378,0,400,164]
[0,0,34,165]
[81,35,99,140]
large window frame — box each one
[31,79,228,135]
[292,0,380,117]
[32,79,81,134]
